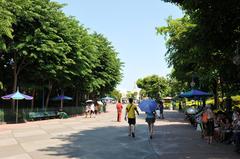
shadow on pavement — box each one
[39,125,159,159]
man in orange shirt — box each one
[116,100,123,122]
[202,107,208,138]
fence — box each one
[0,106,86,124]
[0,109,4,124]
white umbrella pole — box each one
[16,100,18,123]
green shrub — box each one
[0,109,4,123]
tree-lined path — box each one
[0,105,239,159]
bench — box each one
[28,111,57,121]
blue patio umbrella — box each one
[52,95,73,101]
[139,99,158,113]
[52,95,72,109]
[1,88,33,123]
[179,89,212,98]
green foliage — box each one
[137,75,168,99]
[0,0,123,103]
[158,0,240,98]
[126,91,138,99]
[110,89,122,101]
[89,33,123,95]
[166,76,188,96]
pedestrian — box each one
[159,100,164,119]
[201,107,208,138]
[145,110,156,139]
[94,101,99,115]
[156,103,161,119]
[179,102,182,112]
[90,102,95,118]
[116,100,123,122]
[125,98,139,138]
[85,103,91,118]
[206,105,215,144]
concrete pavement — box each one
[151,111,240,159]
[0,105,158,159]
[0,104,239,159]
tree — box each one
[110,89,122,101]
[89,33,123,98]
[136,75,168,99]
[0,0,123,109]
[158,0,240,106]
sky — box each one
[54,0,183,92]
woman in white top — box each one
[90,103,95,118]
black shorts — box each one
[146,118,155,124]
[128,118,136,125]
[206,119,214,136]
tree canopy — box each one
[136,75,168,99]
[0,0,123,107]
[157,0,240,102]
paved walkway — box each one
[0,105,239,159]
[151,111,239,159]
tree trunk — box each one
[45,81,52,108]
[220,76,224,103]
[212,79,219,108]
[75,89,79,107]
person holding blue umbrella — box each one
[145,110,156,139]
[139,99,158,139]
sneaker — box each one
[132,132,135,138]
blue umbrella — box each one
[51,95,72,109]
[179,89,212,98]
[52,95,73,101]
[139,99,158,113]
[1,88,33,123]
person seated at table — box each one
[213,114,222,142]
[222,117,233,144]
[232,111,240,152]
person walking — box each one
[145,110,156,139]
[90,102,95,118]
[159,100,164,119]
[116,100,123,122]
[85,103,91,118]
[94,101,99,115]
[125,98,139,138]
